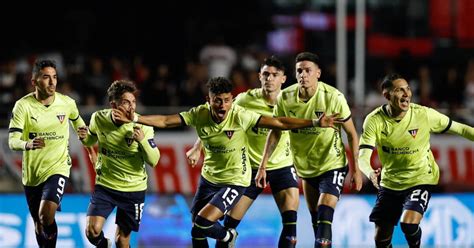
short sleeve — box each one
[237,108,261,131]
[360,115,377,148]
[179,106,199,127]
[426,107,451,133]
[9,102,25,130]
[333,93,352,121]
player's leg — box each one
[38,174,69,247]
[369,187,404,248]
[86,185,115,248]
[400,186,432,248]
[191,178,245,247]
[302,179,320,242]
[217,169,261,247]
[113,189,146,248]
[24,183,47,246]
[270,166,299,247]
[309,166,347,247]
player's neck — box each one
[386,104,406,120]
[262,88,279,106]
[34,91,55,106]
[299,82,318,101]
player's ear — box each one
[206,95,210,103]
[110,101,117,109]
[382,90,390,101]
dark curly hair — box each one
[32,59,57,79]
[107,80,138,102]
[206,77,234,95]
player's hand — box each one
[132,126,144,142]
[255,166,267,188]
[369,168,381,190]
[26,137,45,150]
[185,146,202,168]
[318,113,344,128]
[350,169,363,192]
[77,126,88,140]
[112,106,133,124]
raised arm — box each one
[257,113,342,130]
[341,118,363,191]
[112,106,183,128]
[255,129,282,188]
[448,121,474,141]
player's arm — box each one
[256,113,342,130]
[186,138,203,167]
[8,103,45,151]
[447,121,474,141]
[112,106,183,128]
[255,129,282,188]
[134,125,160,167]
[358,116,380,189]
[341,118,363,191]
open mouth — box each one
[400,98,410,108]
[217,110,226,118]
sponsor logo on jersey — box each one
[408,129,418,138]
[57,112,66,124]
[224,130,234,139]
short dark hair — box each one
[381,73,404,92]
[32,59,56,79]
[107,80,138,102]
[261,55,285,74]
[206,77,234,95]
[295,52,320,66]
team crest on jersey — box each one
[125,137,134,146]
[56,112,66,124]
[224,130,234,139]
[315,111,324,118]
[408,129,418,138]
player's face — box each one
[259,65,286,93]
[116,92,136,113]
[295,61,321,89]
[388,79,412,113]
[33,67,57,98]
[208,92,233,123]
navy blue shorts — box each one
[302,166,348,198]
[191,176,246,219]
[87,184,146,232]
[369,185,433,226]
[24,174,69,222]
[245,165,299,200]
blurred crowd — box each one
[1,44,473,128]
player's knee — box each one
[38,213,54,227]
[85,223,102,239]
[400,223,420,236]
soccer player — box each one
[358,73,474,248]
[112,76,342,247]
[8,59,89,247]
[79,80,160,248]
[186,56,299,247]
[256,52,363,247]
